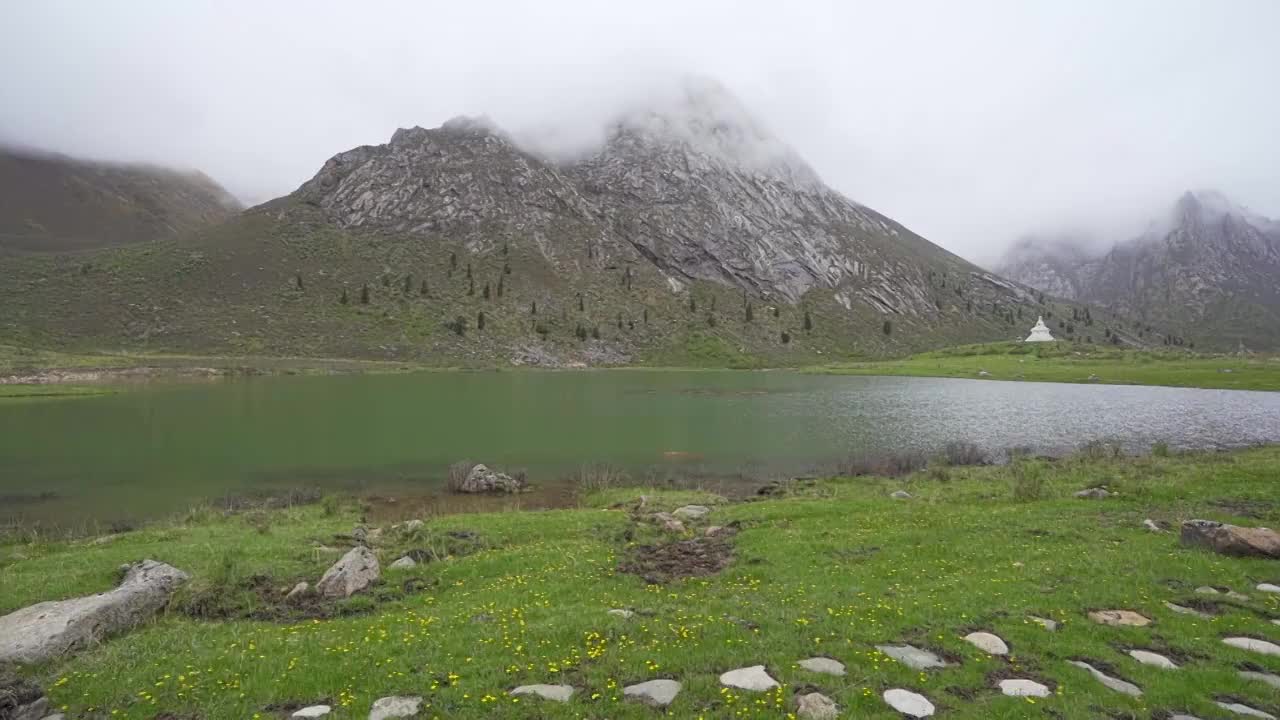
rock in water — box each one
[798,657,846,676]
[1067,660,1142,696]
[998,679,1050,697]
[963,631,1008,655]
[882,689,935,717]
[0,559,189,664]
[1128,649,1177,669]
[458,464,527,493]
[622,679,681,707]
[509,684,574,702]
[368,696,422,720]
[719,665,780,691]
[1088,609,1151,627]
[1180,519,1280,558]
[795,692,838,720]
[316,546,380,598]
[876,644,949,669]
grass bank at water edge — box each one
[2,446,1278,718]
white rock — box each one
[796,692,838,720]
[998,679,1050,697]
[0,560,189,665]
[1088,609,1150,626]
[510,684,574,702]
[388,556,416,570]
[1227,591,1251,601]
[1256,583,1280,593]
[403,519,424,533]
[607,608,634,619]
[1029,616,1058,631]
[1164,601,1211,619]
[1128,649,1177,669]
[1215,701,1277,719]
[292,706,332,718]
[623,679,681,707]
[797,657,846,675]
[1169,715,1204,720]
[1142,519,1165,532]
[890,490,912,499]
[877,644,948,669]
[12,697,47,720]
[368,696,422,720]
[1067,660,1142,696]
[672,505,710,520]
[284,581,310,602]
[317,546,380,598]
[882,688,935,718]
[1075,487,1110,499]
[1223,637,1280,656]
[963,631,1008,655]
[719,665,779,691]
[1196,586,1220,595]
[1239,670,1280,690]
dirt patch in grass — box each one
[617,536,734,584]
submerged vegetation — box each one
[2,445,1278,719]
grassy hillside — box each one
[3,446,1278,719]
[816,341,1280,391]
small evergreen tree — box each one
[689,296,696,313]
[772,306,779,318]
[468,277,475,296]
[497,276,505,297]
[883,320,892,336]
[643,307,649,324]
[449,315,467,336]
[707,314,717,328]
[340,287,348,305]
[477,311,485,330]
[420,279,429,296]
[483,282,491,300]
[745,303,754,322]
[502,242,509,256]
[503,261,511,275]
[616,313,623,329]
[450,252,458,271]
[578,294,584,312]
[781,330,791,344]
[591,325,600,340]
[403,274,412,294]
[360,284,370,305]
[295,274,304,291]
[381,274,391,288]
[466,263,472,279]
[803,311,812,332]
[531,301,537,315]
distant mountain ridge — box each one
[0,146,240,251]
[996,191,1280,350]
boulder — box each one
[876,644,948,669]
[509,684,574,702]
[882,689,934,718]
[1180,520,1280,558]
[316,546,380,599]
[622,679,681,707]
[1142,519,1167,533]
[388,556,416,570]
[998,679,1049,697]
[1222,637,1280,656]
[1239,670,1280,690]
[1088,609,1150,627]
[12,696,48,720]
[796,692,838,720]
[368,695,422,720]
[672,505,710,520]
[963,631,1008,655]
[291,706,332,718]
[0,559,189,665]
[1067,660,1141,696]
[1257,583,1279,593]
[719,665,779,691]
[284,582,310,603]
[607,609,634,619]
[1075,487,1110,499]
[458,464,526,493]
[1128,649,1177,669]
[1214,701,1276,719]
[797,657,845,676]
[890,490,912,499]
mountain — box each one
[0,81,1154,365]
[0,147,241,251]
[996,191,1280,350]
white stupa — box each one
[1025,316,1055,342]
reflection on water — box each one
[2,371,1279,526]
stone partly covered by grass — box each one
[816,341,1280,391]
[1,448,1279,718]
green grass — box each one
[815,341,1280,391]
[3,448,1278,718]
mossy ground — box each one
[817,341,1280,391]
[2,448,1278,719]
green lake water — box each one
[3,370,1280,527]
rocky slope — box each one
[0,81,1160,364]
[996,191,1280,350]
[0,147,240,251]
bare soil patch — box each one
[618,536,734,584]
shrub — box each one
[839,451,928,478]
[447,461,476,493]
[1079,439,1123,461]
[321,495,342,517]
[939,441,988,467]
[1151,441,1170,457]
[568,463,629,493]
[1009,460,1045,501]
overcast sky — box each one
[3,0,1278,264]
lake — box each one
[3,370,1280,528]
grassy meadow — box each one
[2,446,1278,719]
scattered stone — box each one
[1128,649,1177,669]
[1169,715,1204,720]
[1180,520,1280,558]
[998,679,1050,697]
[366,527,384,544]
[291,706,332,718]
[1067,660,1142,696]
[0,559,189,665]
[705,525,728,537]
[1087,374,1101,382]
[662,519,686,533]
[1075,487,1110,499]
[402,519,424,533]
[388,556,416,570]
[1088,609,1151,627]
[890,490,912,499]
[672,505,710,520]
[39,713,66,720]
[607,609,634,619]
[368,696,422,720]
[719,665,779,691]
[11,697,48,720]
[623,679,681,707]
[510,684,574,702]
[1164,601,1211,619]
[963,631,1008,655]
[882,688,935,718]
[316,546,380,599]
[876,644,949,670]
[797,657,846,676]
[1227,591,1251,601]
[1239,670,1280,690]
[1196,586,1221,595]
[284,582,310,603]
[1143,519,1167,532]
[1223,637,1280,656]
[458,464,527,494]
[1256,583,1280,593]
[796,692,838,720]
[978,370,991,377]
[1215,701,1277,719]
[1029,616,1058,631]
